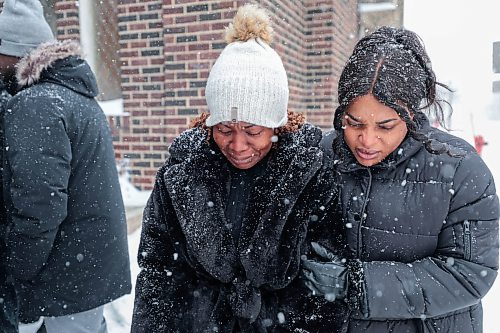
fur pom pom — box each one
[225,3,273,44]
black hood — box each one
[15,40,98,98]
[39,56,98,98]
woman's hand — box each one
[301,242,348,301]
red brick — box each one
[199,52,219,60]
[129,5,146,12]
[175,15,197,24]
[123,136,141,142]
[129,23,148,30]
[188,44,209,51]
[188,24,210,33]
[112,0,358,189]
[200,32,223,41]
[144,170,158,176]
[142,136,162,142]
[151,59,164,65]
[164,7,183,14]
[189,99,206,106]
[131,145,151,151]
[132,177,155,185]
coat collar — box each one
[164,125,323,286]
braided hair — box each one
[334,26,454,155]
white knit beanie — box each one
[205,4,289,128]
[0,0,55,57]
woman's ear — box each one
[398,104,413,121]
[409,111,414,120]
[340,113,348,128]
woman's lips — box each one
[229,155,253,165]
[355,148,379,161]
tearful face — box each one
[212,121,274,169]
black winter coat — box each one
[132,124,324,333]
[2,41,131,320]
[317,114,499,333]
[0,80,18,333]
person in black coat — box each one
[0,0,131,331]
[0,78,18,333]
[301,26,499,333]
[131,4,326,333]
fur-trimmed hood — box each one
[14,40,98,97]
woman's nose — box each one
[228,132,248,153]
[359,127,378,147]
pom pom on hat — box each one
[224,3,273,44]
[0,0,55,57]
[205,3,289,128]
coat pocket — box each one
[463,220,472,261]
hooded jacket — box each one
[2,40,131,320]
[131,124,324,333]
[0,79,17,333]
[317,114,499,333]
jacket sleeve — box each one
[351,152,499,320]
[131,164,196,332]
[4,96,71,280]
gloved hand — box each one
[301,242,348,301]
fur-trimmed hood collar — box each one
[14,40,98,97]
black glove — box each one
[301,242,348,301]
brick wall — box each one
[116,0,358,189]
[262,1,309,115]
[161,0,232,145]
[305,0,359,127]
[116,0,166,188]
[54,1,80,40]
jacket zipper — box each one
[463,220,472,260]
[356,168,373,258]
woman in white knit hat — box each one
[131,3,326,332]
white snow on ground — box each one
[119,174,151,208]
[105,226,141,333]
[98,98,128,117]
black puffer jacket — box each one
[2,41,131,320]
[319,114,499,333]
[132,124,324,333]
[0,80,17,333]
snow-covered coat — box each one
[319,114,499,333]
[2,40,131,321]
[0,79,18,333]
[132,124,324,333]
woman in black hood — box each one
[301,26,499,333]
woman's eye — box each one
[217,128,232,135]
[379,125,394,131]
[247,131,262,136]
[347,121,363,128]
